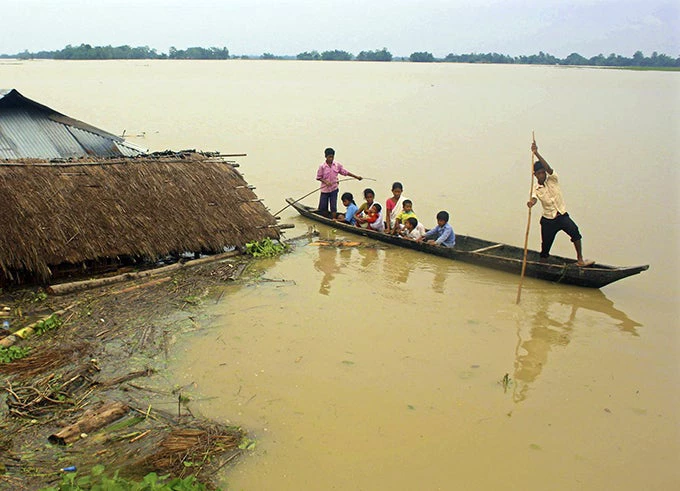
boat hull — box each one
[286,198,649,288]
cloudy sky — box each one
[1,0,678,58]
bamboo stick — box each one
[257,223,294,230]
[47,250,242,296]
[0,304,77,348]
[516,132,536,304]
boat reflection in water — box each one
[511,288,642,403]
[313,245,344,296]
[356,245,379,270]
[311,233,387,295]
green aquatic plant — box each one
[238,436,257,451]
[0,345,30,363]
[500,373,513,393]
[245,238,289,258]
[33,314,63,336]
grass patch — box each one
[40,466,211,490]
[0,345,30,363]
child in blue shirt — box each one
[419,210,455,247]
[335,192,359,226]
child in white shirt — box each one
[403,217,426,240]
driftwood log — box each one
[96,368,155,388]
[47,250,242,296]
[110,276,172,295]
[48,401,129,445]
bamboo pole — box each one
[0,303,77,348]
[516,132,536,304]
[272,177,375,217]
[47,250,242,296]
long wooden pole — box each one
[271,177,374,217]
[516,132,536,304]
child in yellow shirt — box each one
[392,199,417,235]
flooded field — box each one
[2,60,678,489]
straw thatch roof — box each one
[0,151,279,283]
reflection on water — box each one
[386,254,417,284]
[513,289,642,403]
[312,236,451,293]
[356,246,379,269]
[172,238,674,491]
[432,266,448,294]
[313,246,341,295]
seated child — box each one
[335,192,359,226]
[392,199,417,235]
[365,203,385,232]
[403,217,426,240]
[419,210,456,247]
[355,188,376,226]
[385,182,404,234]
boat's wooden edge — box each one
[285,198,650,274]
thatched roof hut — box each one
[0,151,280,283]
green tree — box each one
[409,51,435,62]
[562,52,588,65]
[356,48,392,61]
[321,50,353,61]
[169,46,229,59]
[588,53,606,66]
[444,52,515,63]
[632,50,645,66]
[517,51,558,65]
[297,50,321,60]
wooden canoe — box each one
[286,198,649,288]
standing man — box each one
[527,142,594,266]
[316,147,362,218]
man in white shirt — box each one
[527,142,594,267]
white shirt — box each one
[406,223,427,240]
[532,172,567,219]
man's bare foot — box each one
[576,259,595,267]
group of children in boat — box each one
[315,144,594,264]
[315,147,455,247]
[336,186,455,247]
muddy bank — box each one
[0,255,262,490]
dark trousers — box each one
[318,189,339,217]
[540,213,582,257]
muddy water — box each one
[2,60,678,489]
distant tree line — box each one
[9,44,166,60]
[409,52,435,63]
[356,48,393,61]
[168,46,229,59]
[442,50,679,67]
[296,48,393,61]
[2,44,678,67]
[295,50,355,61]
[1,44,229,60]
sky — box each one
[1,0,678,58]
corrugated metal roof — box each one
[0,89,147,160]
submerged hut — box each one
[0,90,280,284]
[0,89,145,159]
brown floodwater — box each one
[2,60,678,489]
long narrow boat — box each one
[286,198,649,288]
